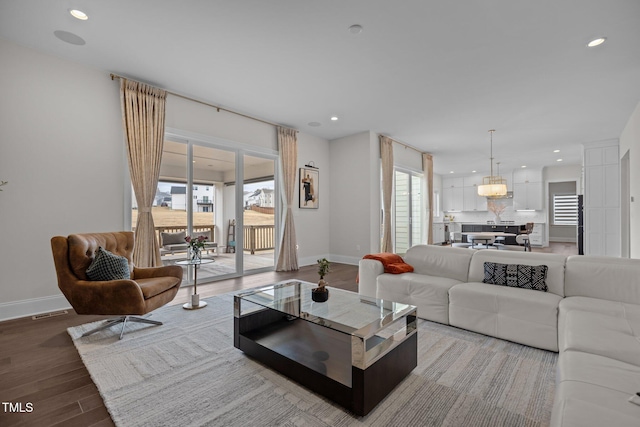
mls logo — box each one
[2,402,34,413]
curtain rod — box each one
[110,73,297,132]
[382,134,426,155]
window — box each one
[394,169,424,254]
[553,194,578,225]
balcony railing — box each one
[134,224,275,254]
[243,225,275,254]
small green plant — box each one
[317,258,331,279]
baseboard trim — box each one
[298,254,360,267]
[325,254,360,266]
[0,294,71,322]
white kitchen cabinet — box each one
[513,168,543,211]
[584,142,620,257]
[432,223,445,244]
[513,168,541,184]
[463,186,488,211]
[442,177,464,212]
[513,182,543,210]
[529,223,545,246]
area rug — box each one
[68,294,557,427]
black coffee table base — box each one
[234,308,417,416]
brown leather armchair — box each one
[51,231,183,339]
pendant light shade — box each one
[477,130,507,197]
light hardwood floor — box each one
[0,243,575,426]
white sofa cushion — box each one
[553,351,640,426]
[551,380,640,427]
[449,282,562,351]
[377,273,463,324]
[468,250,567,297]
[559,308,640,366]
[565,255,640,304]
[557,350,640,395]
[403,245,475,282]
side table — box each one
[176,258,214,310]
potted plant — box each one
[312,258,331,302]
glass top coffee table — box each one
[234,280,417,416]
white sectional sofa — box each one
[358,245,640,427]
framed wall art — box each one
[299,167,319,209]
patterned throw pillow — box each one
[86,247,131,281]
[483,262,548,292]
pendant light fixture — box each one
[477,129,507,197]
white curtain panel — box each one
[423,153,434,245]
[380,135,394,253]
[120,79,166,267]
[276,127,299,271]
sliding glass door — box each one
[243,153,276,273]
[131,136,278,285]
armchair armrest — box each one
[358,259,384,298]
[133,265,183,281]
[71,279,147,315]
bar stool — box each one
[450,232,472,248]
[516,234,531,251]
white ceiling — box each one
[1,0,639,176]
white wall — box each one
[329,131,380,264]
[0,38,126,318]
[0,38,332,320]
[296,133,331,265]
[620,100,640,258]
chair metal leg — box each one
[82,317,126,337]
[80,315,163,340]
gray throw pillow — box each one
[482,262,548,292]
[86,247,131,281]
[161,231,186,246]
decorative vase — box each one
[311,288,329,302]
[189,246,201,262]
[494,214,501,224]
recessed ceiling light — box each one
[587,37,606,47]
[348,24,363,34]
[193,160,196,163]
[553,149,560,153]
[308,122,321,127]
[330,116,339,121]
[557,159,563,162]
[472,170,477,173]
[521,165,527,168]
[69,9,88,20]
[53,30,86,45]
[449,171,454,174]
